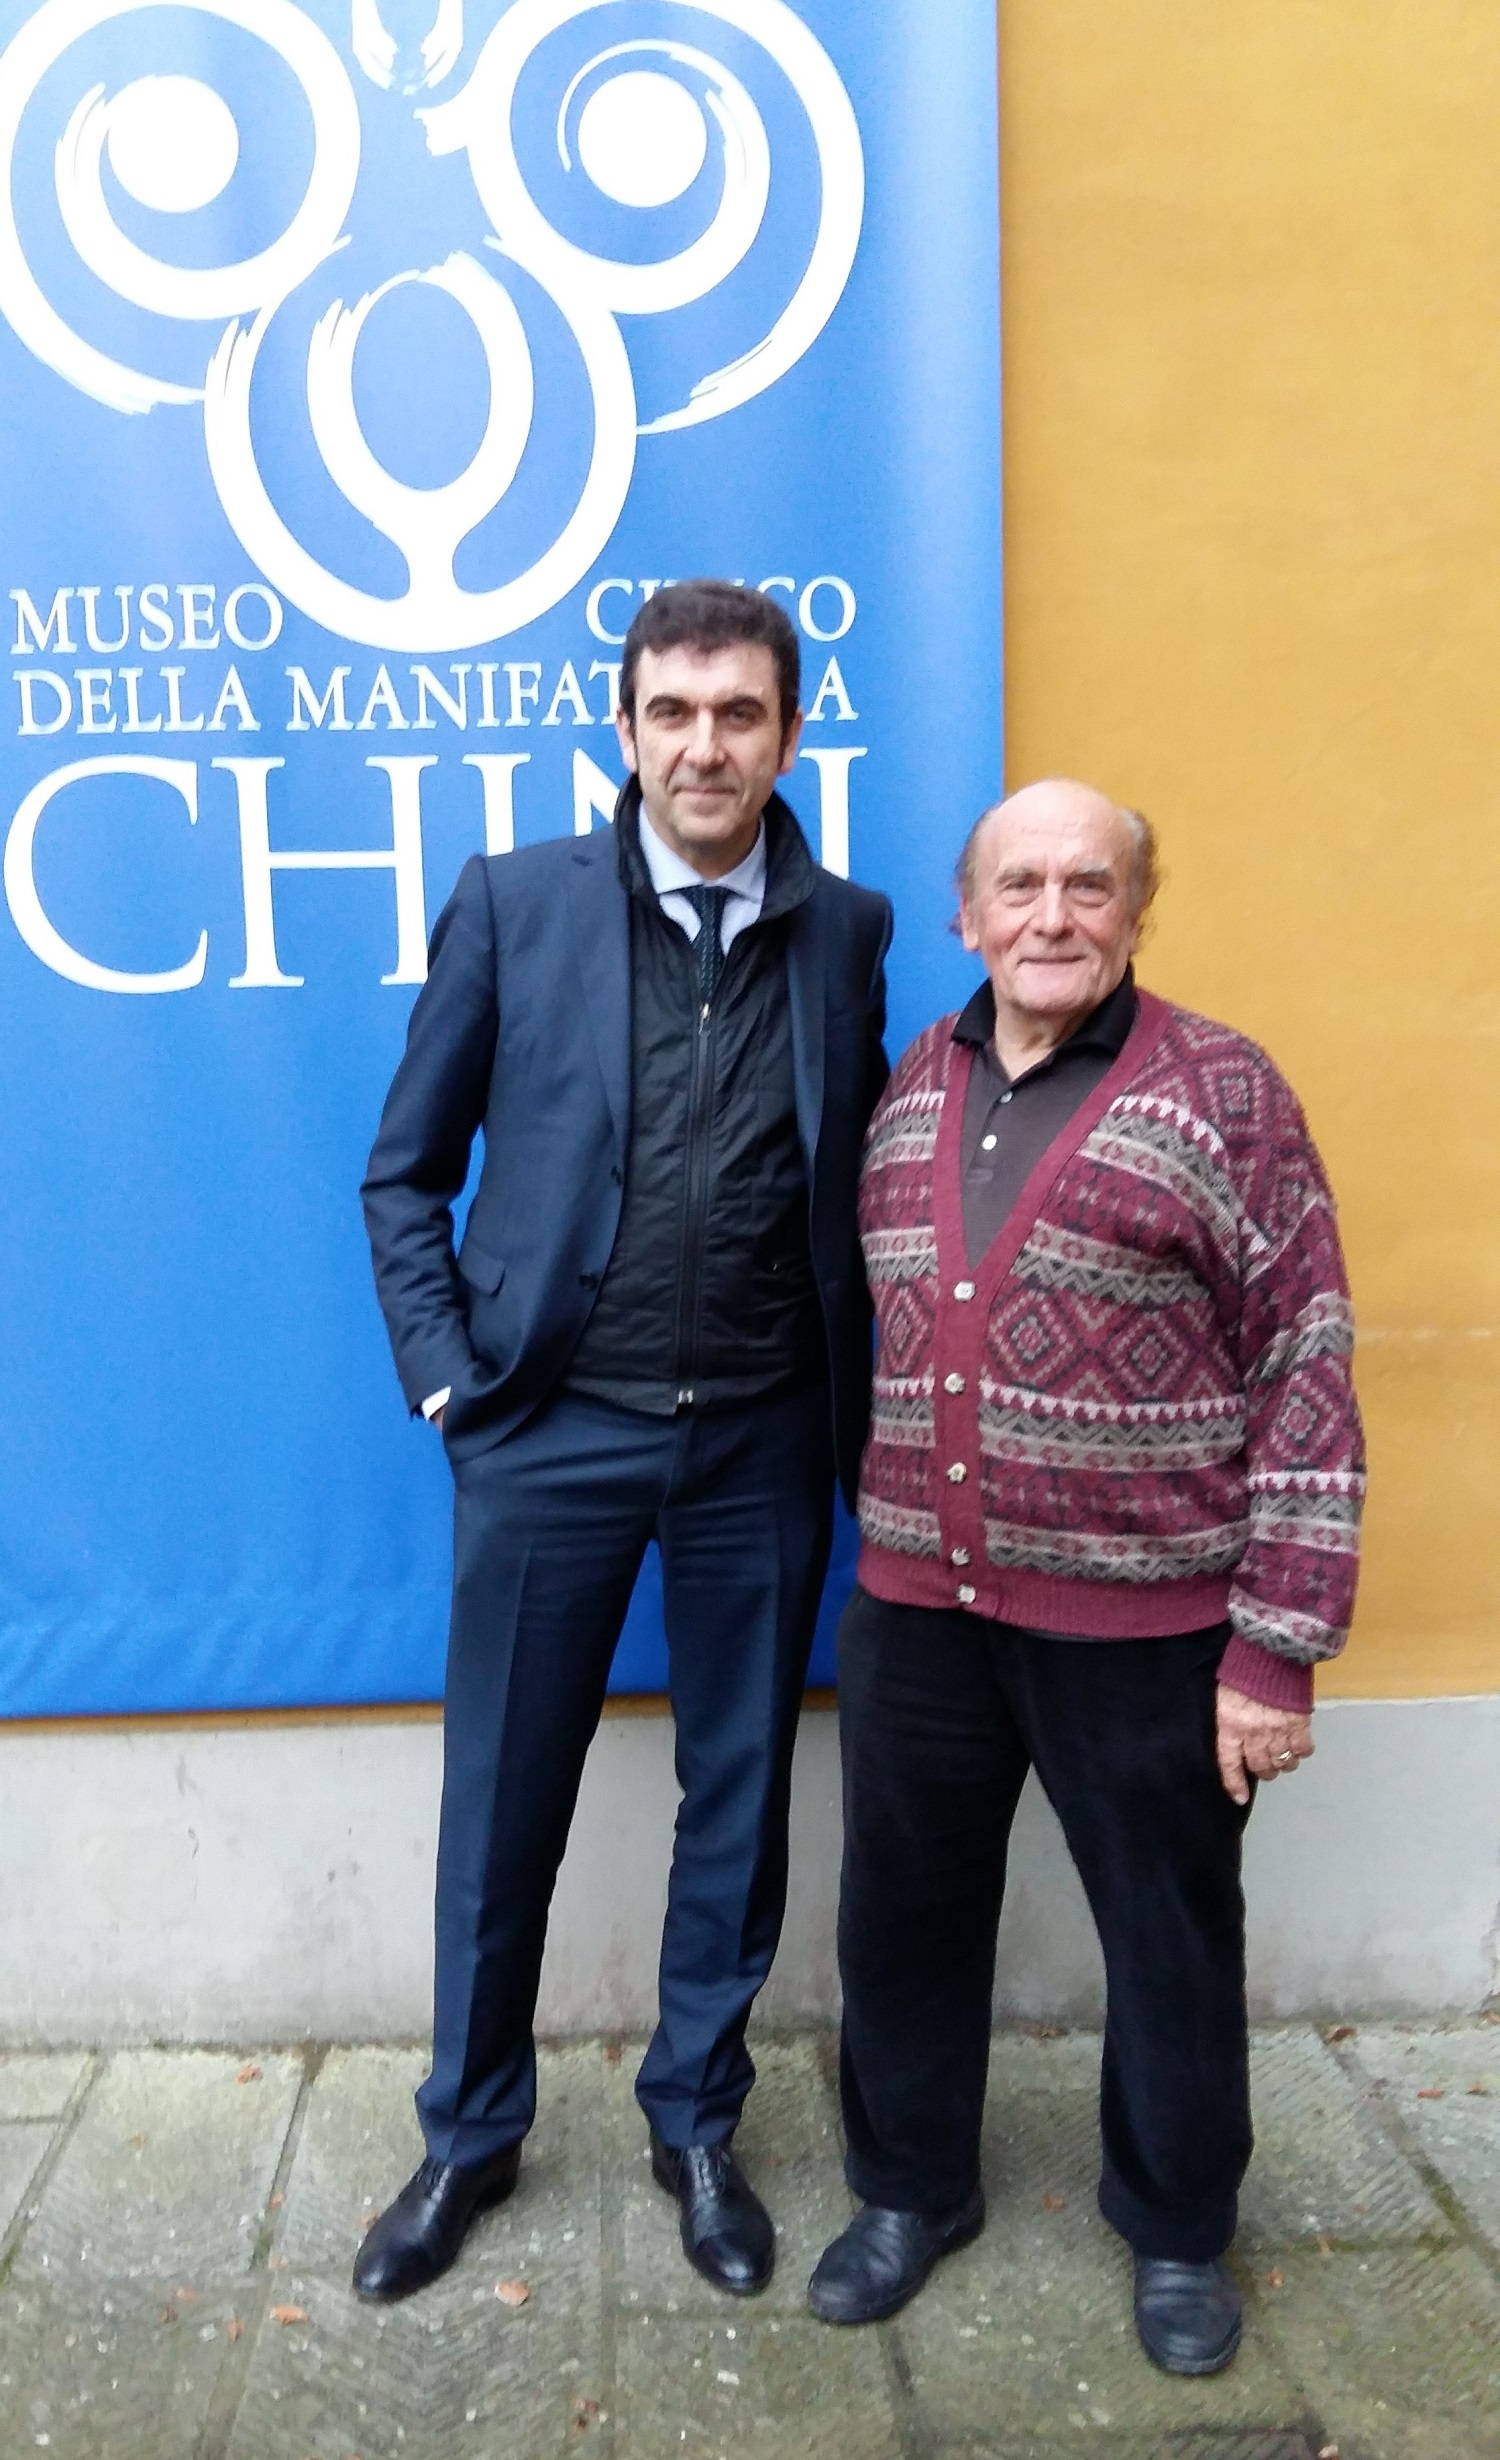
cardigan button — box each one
[944,1372,965,1395]
[951,1546,971,1566]
[956,1583,977,1606]
[953,1279,976,1300]
[946,1462,967,1484]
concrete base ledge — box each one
[1,1696,1495,2045]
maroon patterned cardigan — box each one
[854,989,1365,1711]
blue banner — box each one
[1,0,1000,1716]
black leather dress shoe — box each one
[1132,2254,1242,2374]
[352,2144,521,2303]
[807,2188,986,2324]
[650,2136,775,2294]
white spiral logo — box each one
[0,0,361,416]
[422,0,863,433]
[0,0,864,650]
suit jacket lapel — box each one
[567,836,631,1155]
[785,902,827,1174]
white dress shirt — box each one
[422,814,768,1421]
[636,808,767,952]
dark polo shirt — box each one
[953,968,1138,1267]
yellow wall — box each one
[999,2,1500,1698]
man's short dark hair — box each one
[619,580,801,738]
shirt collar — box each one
[638,807,767,905]
[953,965,1138,1069]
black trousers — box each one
[835,1588,1253,2262]
[416,1383,834,2167]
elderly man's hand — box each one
[1214,1685,1314,1806]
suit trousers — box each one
[416,1383,834,2167]
[835,1588,1254,2262]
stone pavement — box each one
[0,2022,1496,2460]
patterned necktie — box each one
[683,884,731,1006]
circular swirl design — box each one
[0,0,864,647]
[423,0,864,434]
[202,250,639,651]
[0,0,359,413]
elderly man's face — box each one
[960,783,1143,1041]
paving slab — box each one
[269,2045,428,2271]
[979,2033,1110,2254]
[0,2055,91,2123]
[929,2437,1333,2460]
[985,2035,1104,2096]
[606,2035,851,2318]
[1256,2241,1500,2460]
[0,2275,241,2460]
[1340,2022,1500,2251]
[614,2312,899,2459]
[893,2227,1304,2447]
[1340,2019,1500,2094]
[223,2044,608,2460]
[0,2026,1490,2460]
[1133,2440,1332,2460]
[1237,2033,1448,2249]
[11,2050,303,2290]
[980,2029,1456,2254]
[0,2124,53,2243]
[224,2262,605,2460]
[280,2039,605,2298]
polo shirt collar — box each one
[953,965,1138,1065]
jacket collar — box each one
[612,776,818,924]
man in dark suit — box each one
[357,581,891,2304]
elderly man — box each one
[806,779,1364,2372]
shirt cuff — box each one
[420,1388,451,1421]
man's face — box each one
[615,642,802,876]
[960,783,1143,1041]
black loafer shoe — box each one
[352,2144,521,2303]
[1132,2254,1242,2375]
[807,2188,985,2324]
[650,2135,775,2295]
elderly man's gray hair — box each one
[955,791,1161,917]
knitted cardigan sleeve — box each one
[1210,1062,1366,1712]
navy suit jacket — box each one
[362,808,893,1503]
